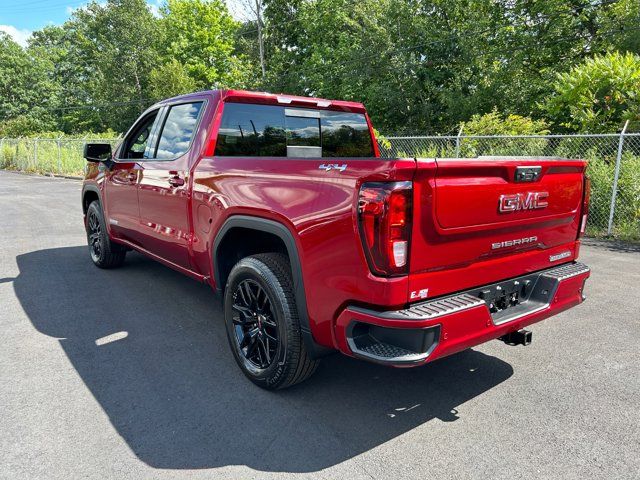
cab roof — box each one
[155,89,367,114]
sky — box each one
[0,0,248,47]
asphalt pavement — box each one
[1,170,638,480]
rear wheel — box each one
[224,253,319,389]
[86,200,126,269]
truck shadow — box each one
[14,246,514,473]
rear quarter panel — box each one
[191,156,416,348]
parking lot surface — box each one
[1,170,639,480]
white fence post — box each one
[0,138,4,165]
[607,120,629,236]
[455,125,464,158]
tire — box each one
[85,200,126,269]
[224,253,319,389]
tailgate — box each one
[410,157,586,274]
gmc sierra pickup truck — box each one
[82,89,591,389]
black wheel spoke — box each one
[243,282,255,306]
[259,337,271,365]
[232,304,252,320]
[245,334,259,357]
[232,279,278,370]
[259,292,269,311]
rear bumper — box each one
[334,262,590,366]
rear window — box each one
[215,103,373,157]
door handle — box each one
[168,175,185,187]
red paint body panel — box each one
[82,89,590,364]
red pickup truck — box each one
[82,90,591,389]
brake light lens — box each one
[358,181,412,276]
[578,176,591,237]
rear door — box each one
[136,100,205,269]
[410,157,586,274]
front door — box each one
[136,100,205,270]
[105,109,160,244]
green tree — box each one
[0,32,57,131]
[149,59,198,100]
[544,51,640,132]
[27,25,100,132]
[596,0,640,55]
[160,0,250,88]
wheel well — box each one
[82,190,99,214]
[215,227,289,291]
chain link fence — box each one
[0,137,122,177]
[381,130,640,241]
[1,131,638,240]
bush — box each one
[461,108,550,136]
[544,51,640,133]
[458,109,550,157]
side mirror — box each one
[84,143,112,162]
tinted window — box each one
[321,112,374,157]
[155,102,203,159]
[286,116,320,146]
[215,103,374,157]
[122,111,158,159]
[215,103,286,156]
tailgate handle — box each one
[514,166,542,183]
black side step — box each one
[499,329,532,346]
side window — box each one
[155,102,203,159]
[321,112,374,157]
[215,103,286,156]
[122,111,158,159]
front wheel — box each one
[224,253,319,390]
[85,200,126,269]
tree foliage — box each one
[149,59,198,100]
[160,0,250,88]
[545,51,640,132]
[462,108,550,136]
[1,0,639,135]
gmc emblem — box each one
[498,192,549,213]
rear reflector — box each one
[358,181,412,276]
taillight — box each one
[578,176,591,237]
[358,181,412,276]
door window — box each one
[154,102,204,159]
[121,111,159,159]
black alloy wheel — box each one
[87,208,103,263]
[85,200,126,269]
[231,279,279,369]
[223,253,319,389]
